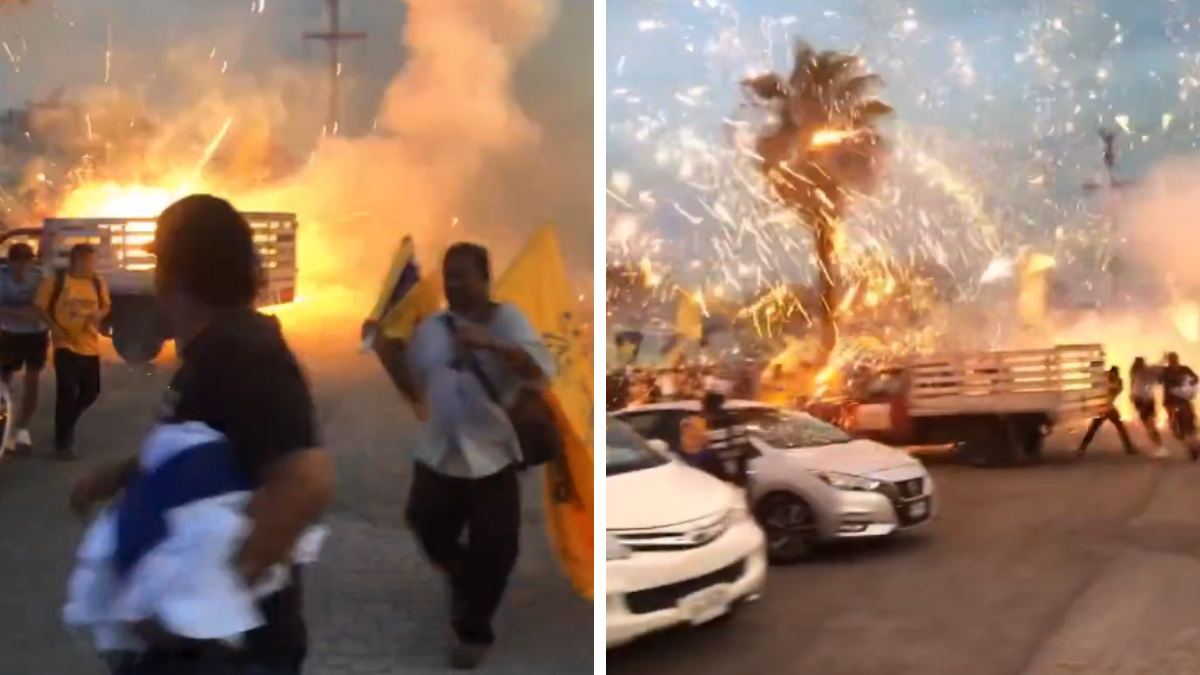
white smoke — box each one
[1120,156,1200,295]
[258,0,560,295]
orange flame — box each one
[811,128,863,148]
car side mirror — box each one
[646,439,670,456]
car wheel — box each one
[756,492,818,564]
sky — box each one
[0,0,593,274]
[606,0,1200,292]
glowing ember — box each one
[58,182,199,219]
[1173,302,1200,344]
[810,128,863,148]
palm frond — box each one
[742,73,787,102]
[856,99,895,122]
[838,74,884,100]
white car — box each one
[606,419,767,649]
[614,400,936,563]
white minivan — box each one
[606,419,767,648]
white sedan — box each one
[606,419,767,648]
[614,400,937,563]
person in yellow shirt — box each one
[35,244,110,460]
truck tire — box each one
[985,418,1021,466]
[113,324,165,363]
[110,300,166,364]
[953,417,1012,467]
[1020,419,1046,460]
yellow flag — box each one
[675,290,703,341]
[378,275,442,342]
[495,225,594,599]
[1017,252,1054,326]
[368,236,417,322]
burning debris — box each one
[1,0,585,342]
[742,41,893,370]
[607,0,1200,408]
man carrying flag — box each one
[403,242,555,670]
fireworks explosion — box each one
[0,0,590,347]
[607,0,1200,397]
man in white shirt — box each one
[404,243,555,670]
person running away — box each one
[0,242,47,455]
[1129,356,1163,451]
[1077,366,1136,457]
[1162,351,1200,460]
[68,195,333,674]
[35,244,110,460]
[404,242,555,670]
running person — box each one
[35,244,110,460]
[1161,352,1200,459]
[1129,357,1163,451]
[1077,366,1136,456]
[0,243,47,455]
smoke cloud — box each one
[1120,157,1200,295]
[0,0,591,320]
[253,0,560,300]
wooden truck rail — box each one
[843,344,1109,466]
[906,344,1109,421]
[0,213,298,363]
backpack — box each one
[48,269,103,330]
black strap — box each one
[442,314,503,404]
[47,269,65,331]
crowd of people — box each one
[1077,352,1200,459]
[605,360,763,411]
[0,241,109,461]
[0,195,557,673]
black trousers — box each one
[54,348,100,450]
[406,462,520,645]
[1080,408,1134,454]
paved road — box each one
[0,332,592,675]
[608,426,1200,675]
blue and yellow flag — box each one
[368,236,421,323]
[371,236,442,343]
[495,225,594,599]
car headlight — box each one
[816,471,881,492]
[606,533,632,561]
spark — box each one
[811,128,863,147]
[195,117,235,176]
[1,41,15,68]
[104,22,112,84]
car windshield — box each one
[606,418,669,476]
[733,407,852,448]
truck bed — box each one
[906,344,1109,421]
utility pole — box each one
[303,0,366,134]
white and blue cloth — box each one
[63,422,327,654]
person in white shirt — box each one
[404,242,555,670]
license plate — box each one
[907,498,929,521]
[678,585,730,625]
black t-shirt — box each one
[163,309,318,665]
[702,409,751,487]
[1163,365,1198,404]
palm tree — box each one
[743,41,893,366]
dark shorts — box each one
[0,331,48,374]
